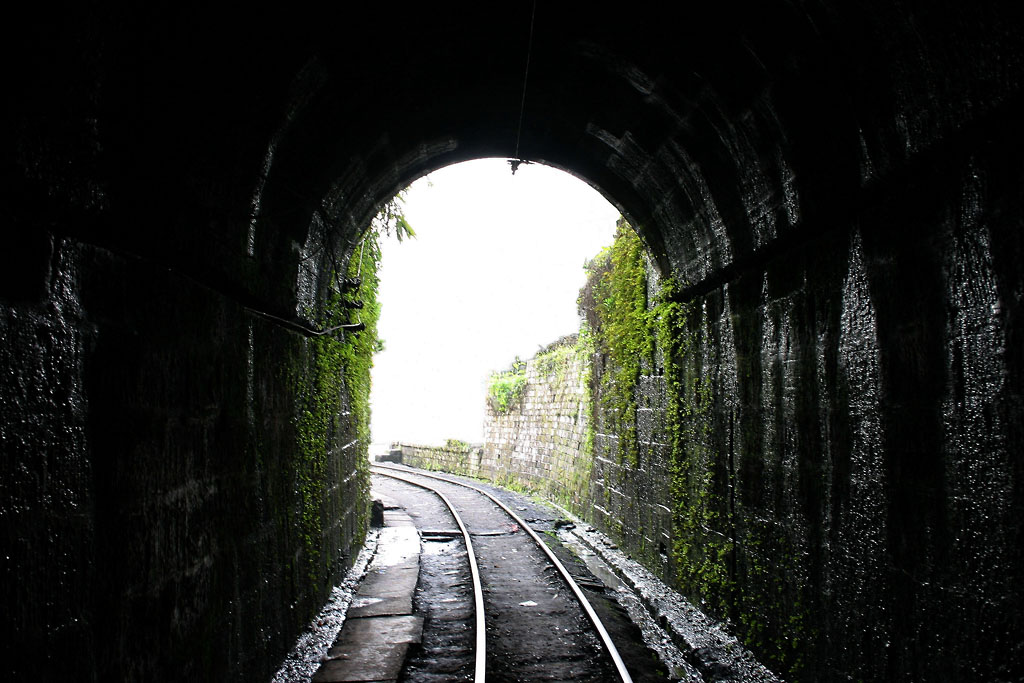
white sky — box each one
[368,158,620,449]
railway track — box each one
[371,464,635,683]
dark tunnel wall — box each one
[3,2,1023,680]
[1,241,367,680]
[577,146,1024,680]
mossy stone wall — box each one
[481,338,593,508]
[2,236,374,681]
[399,440,484,478]
[397,338,595,511]
[400,183,1023,681]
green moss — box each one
[582,223,653,467]
[493,471,536,496]
[487,360,527,413]
[732,517,816,678]
[294,331,340,582]
[578,322,596,463]
[578,222,737,617]
[535,343,575,384]
[405,441,478,478]
[292,221,384,586]
[653,286,733,614]
[337,230,380,540]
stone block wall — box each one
[396,338,596,511]
[481,339,592,508]
[588,370,676,574]
[397,334,678,573]
[398,441,484,478]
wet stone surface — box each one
[373,478,476,681]
[310,505,423,683]
[271,530,381,683]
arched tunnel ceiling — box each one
[258,0,840,274]
[12,1,1023,289]
[249,0,1022,283]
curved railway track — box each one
[371,464,634,683]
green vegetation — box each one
[581,223,733,608]
[534,338,576,384]
[403,440,478,478]
[487,358,527,413]
[654,283,732,615]
[577,321,596,463]
[580,222,653,466]
[445,438,471,451]
[293,193,409,585]
[579,223,809,678]
[338,222,382,470]
[551,333,597,512]
[480,334,595,513]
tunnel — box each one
[3,2,1023,681]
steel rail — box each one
[371,467,487,682]
[372,464,634,683]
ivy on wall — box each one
[581,221,734,629]
[580,221,653,467]
[339,231,383,462]
[293,195,405,585]
[654,285,732,616]
[580,222,808,677]
[487,358,527,413]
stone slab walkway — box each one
[312,502,422,683]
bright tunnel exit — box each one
[369,159,620,450]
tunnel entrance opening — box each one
[367,158,623,451]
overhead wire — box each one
[511,0,538,174]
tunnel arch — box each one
[338,156,666,284]
[6,2,1024,681]
[249,0,865,293]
